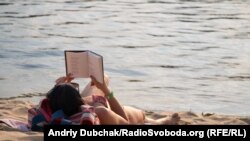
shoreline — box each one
[1,94,249,117]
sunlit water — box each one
[0,0,250,116]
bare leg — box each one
[94,106,128,125]
[123,106,145,124]
[145,113,180,125]
[124,106,180,125]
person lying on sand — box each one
[29,74,180,130]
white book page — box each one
[65,51,89,78]
[88,52,104,83]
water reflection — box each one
[0,0,249,115]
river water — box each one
[0,0,250,116]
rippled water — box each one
[0,0,250,116]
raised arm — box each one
[90,75,128,122]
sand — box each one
[0,99,249,141]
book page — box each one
[88,51,104,84]
[65,51,89,78]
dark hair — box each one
[46,83,84,116]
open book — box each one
[64,50,104,84]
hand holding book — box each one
[64,50,104,84]
[90,75,110,96]
[55,73,74,84]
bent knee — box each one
[124,106,145,124]
[95,106,109,117]
[94,106,114,123]
[94,106,128,125]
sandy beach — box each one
[0,98,249,141]
[1,0,250,140]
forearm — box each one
[89,75,128,122]
[107,94,128,121]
